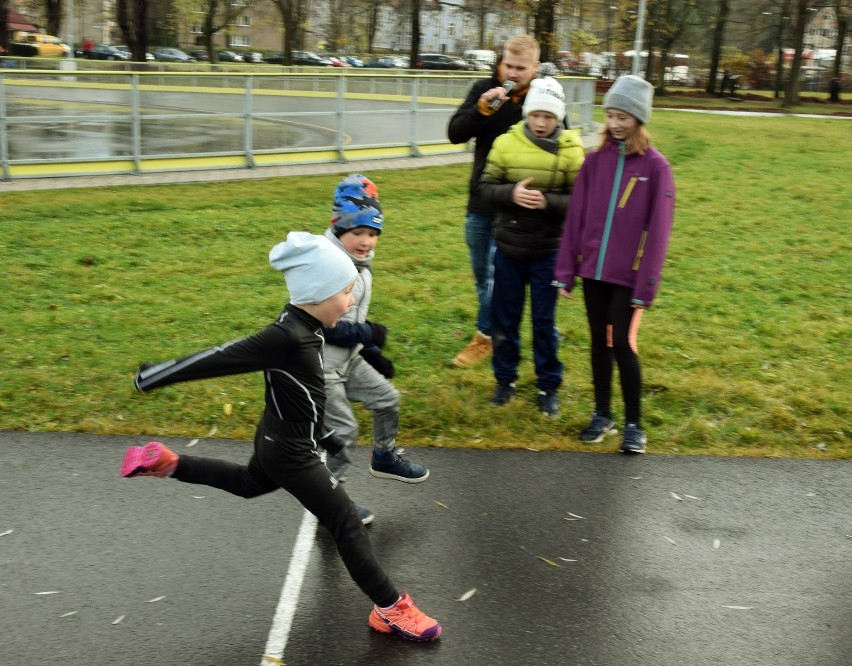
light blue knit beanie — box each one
[269,232,357,304]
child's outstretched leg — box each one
[121,441,178,478]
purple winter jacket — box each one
[554,136,675,307]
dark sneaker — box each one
[356,505,375,526]
[538,390,560,418]
[490,382,516,406]
[579,413,617,443]
[620,423,647,454]
[370,451,430,483]
[369,593,442,641]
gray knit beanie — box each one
[603,75,654,125]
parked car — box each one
[152,47,196,63]
[327,56,352,68]
[415,53,470,70]
[292,50,332,66]
[11,32,71,57]
[217,50,244,62]
[364,56,407,69]
[343,55,364,67]
[114,46,154,61]
[239,51,264,63]
[87,44,130,61]
[188,49,210,61]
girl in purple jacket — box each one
[554,75,675,454]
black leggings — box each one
[582,279,642,426]
[173,413,398,607]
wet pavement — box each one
[2,431,850,665]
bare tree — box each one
[410,0,421,64]
[197,0,244,62]
[45,0,61,36]
[117,0,150,63]
[706,0,731,94]
[269,0,306,63]
[783,0,813,105]
[364,0,382,53]
[0,0,8,51]
[830,0,850,80]
[534,0,558,62]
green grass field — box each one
[2,110,849,458]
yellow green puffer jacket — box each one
[478,120,585,262]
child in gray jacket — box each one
[321,175,429,523]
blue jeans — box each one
[464,212,495,337]
[491,248,562,391]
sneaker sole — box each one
[120,445,147,477]
[620,445,646,455]
[368,614,443,641]
[579,426,617,444]
[369,468,430,484]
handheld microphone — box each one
[488,80,516,111]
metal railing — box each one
[0,66,596,181]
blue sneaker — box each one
[490,382,516,406]
[538,390,560,418]
[370,450,430,483]
[620,423,647,454]
[357,505,375,526]
[579,412,617,443]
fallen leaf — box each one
[223,403,233,416]
[685,495,701,501]
[721,605,752,610]
[558,558,578,562]
[187,438,199,447]
[670,492,683,501]
[192,495,206,499]
[537,556,562,567]
[713,539,721,549]
[630,476,642,480]
[35,591,61,595]
[663,536,677,545]
[261,656,286,665]
[112,615,125,625]
[567,512,586,520]
[457,588,477,602]
[207,425,218,437]
[433,500,449,509]
[60,611,79,617]
[0,529,13,537]
[147,596,166,603]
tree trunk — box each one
[117,0,149,65]
[831,0,847,80]
[46,0,62,37]
[410,0,421,66]
[706,0,730,95]
[0,0,8,51]
[534,0,557,63]
[783,0,810,106]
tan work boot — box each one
[453,331,492,368]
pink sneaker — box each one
[121,442,178,478]
[368,593,442,641]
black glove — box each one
[319,431,346,456]
[360,346,395,379]
[366,321,387,348]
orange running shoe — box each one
[368,593,442,641]
[121,441,178,478]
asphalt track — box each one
[2,430,851,665]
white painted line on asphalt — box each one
[261,507,319,664]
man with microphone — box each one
[448,34,541,368]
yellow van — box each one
[12,32,71,57]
